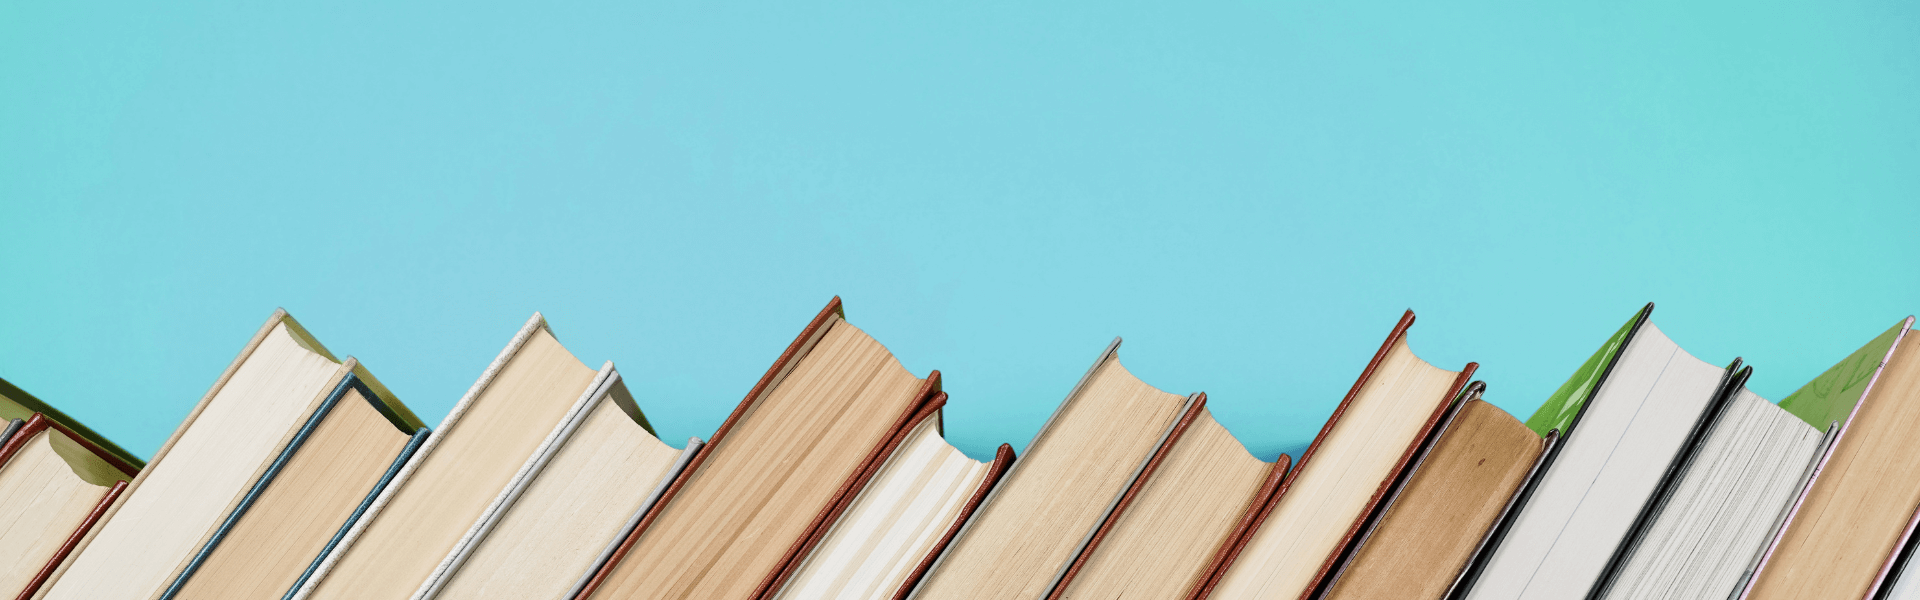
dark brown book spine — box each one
[572,296,847,600]
[890,443,1017,600]
[0,414,50,468]
[1043,394,1210,600]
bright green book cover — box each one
[1776,318,1912,430]
[1524,305,1651,437]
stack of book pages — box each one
[1,299,1916,600]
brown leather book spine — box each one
[1296,363,1476,600]
[0,414,50,468]
[17,479,126,600]
[1043,394,1211,600]
[751,377,946,600]
[890,443,1017,600]
[1185,309,1417,600]
[572,297,846,600]
[1186,454,1293,600]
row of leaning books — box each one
[1,298,1918,600]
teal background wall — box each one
[3,0,1915,461]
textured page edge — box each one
[287,312,548,600]
[1043,393,1208,600]
[903,337,1122,598]
[411,363,621,600]
[571,297,846,600]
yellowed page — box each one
[173,389,412,599]
[306,329,596,599]
[44,324,342,600]
[435,397,679,598]
[588,322,926,600]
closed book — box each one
[1741,317,1920,600]
[1317,386,1549,600]
[576,297,942,600]
[1197,310,1475,600]
[38,310,425,600]
[1050,397,1289,600]
[906,338,1198,600]
[767,397,1014,600]
[0,414,135,599]
[416,366,696,600]
[293,313,639,600]
[1458,305,1749,600]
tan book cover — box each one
[1321,398,1545,600]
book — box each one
[1315,384,1551,600]
[0,414,135,598]
[908,338,1201,600]
[0,378,143,472]
[575,297,942,600]
[1740,317,1920,600]
[1457,307,1744,600]
[38,310,426,600]
[768,397,1015,600]
[1048,397,1289,600]
[292,313,634,600]
[415,367,696,599]
[1590,369,1827,600]
[1196,310,1475,600]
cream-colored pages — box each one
[777,414,989,600]
[1211,337,1460,600]
[1601,390,1822,600]
[1749,327,1920,600]
[171,388,414,599]
[0,429,111,596]
[587,321,927,600]
[913,355,1188,600]
[1463,324,1726,600]
[43,323,343,600]
[1060,409,1269,599]
[303,327,597,600]
[430,384,680,599]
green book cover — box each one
[1776,318,1912,430]
[1524,304,1652,437]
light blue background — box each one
[3,0,1915,461]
